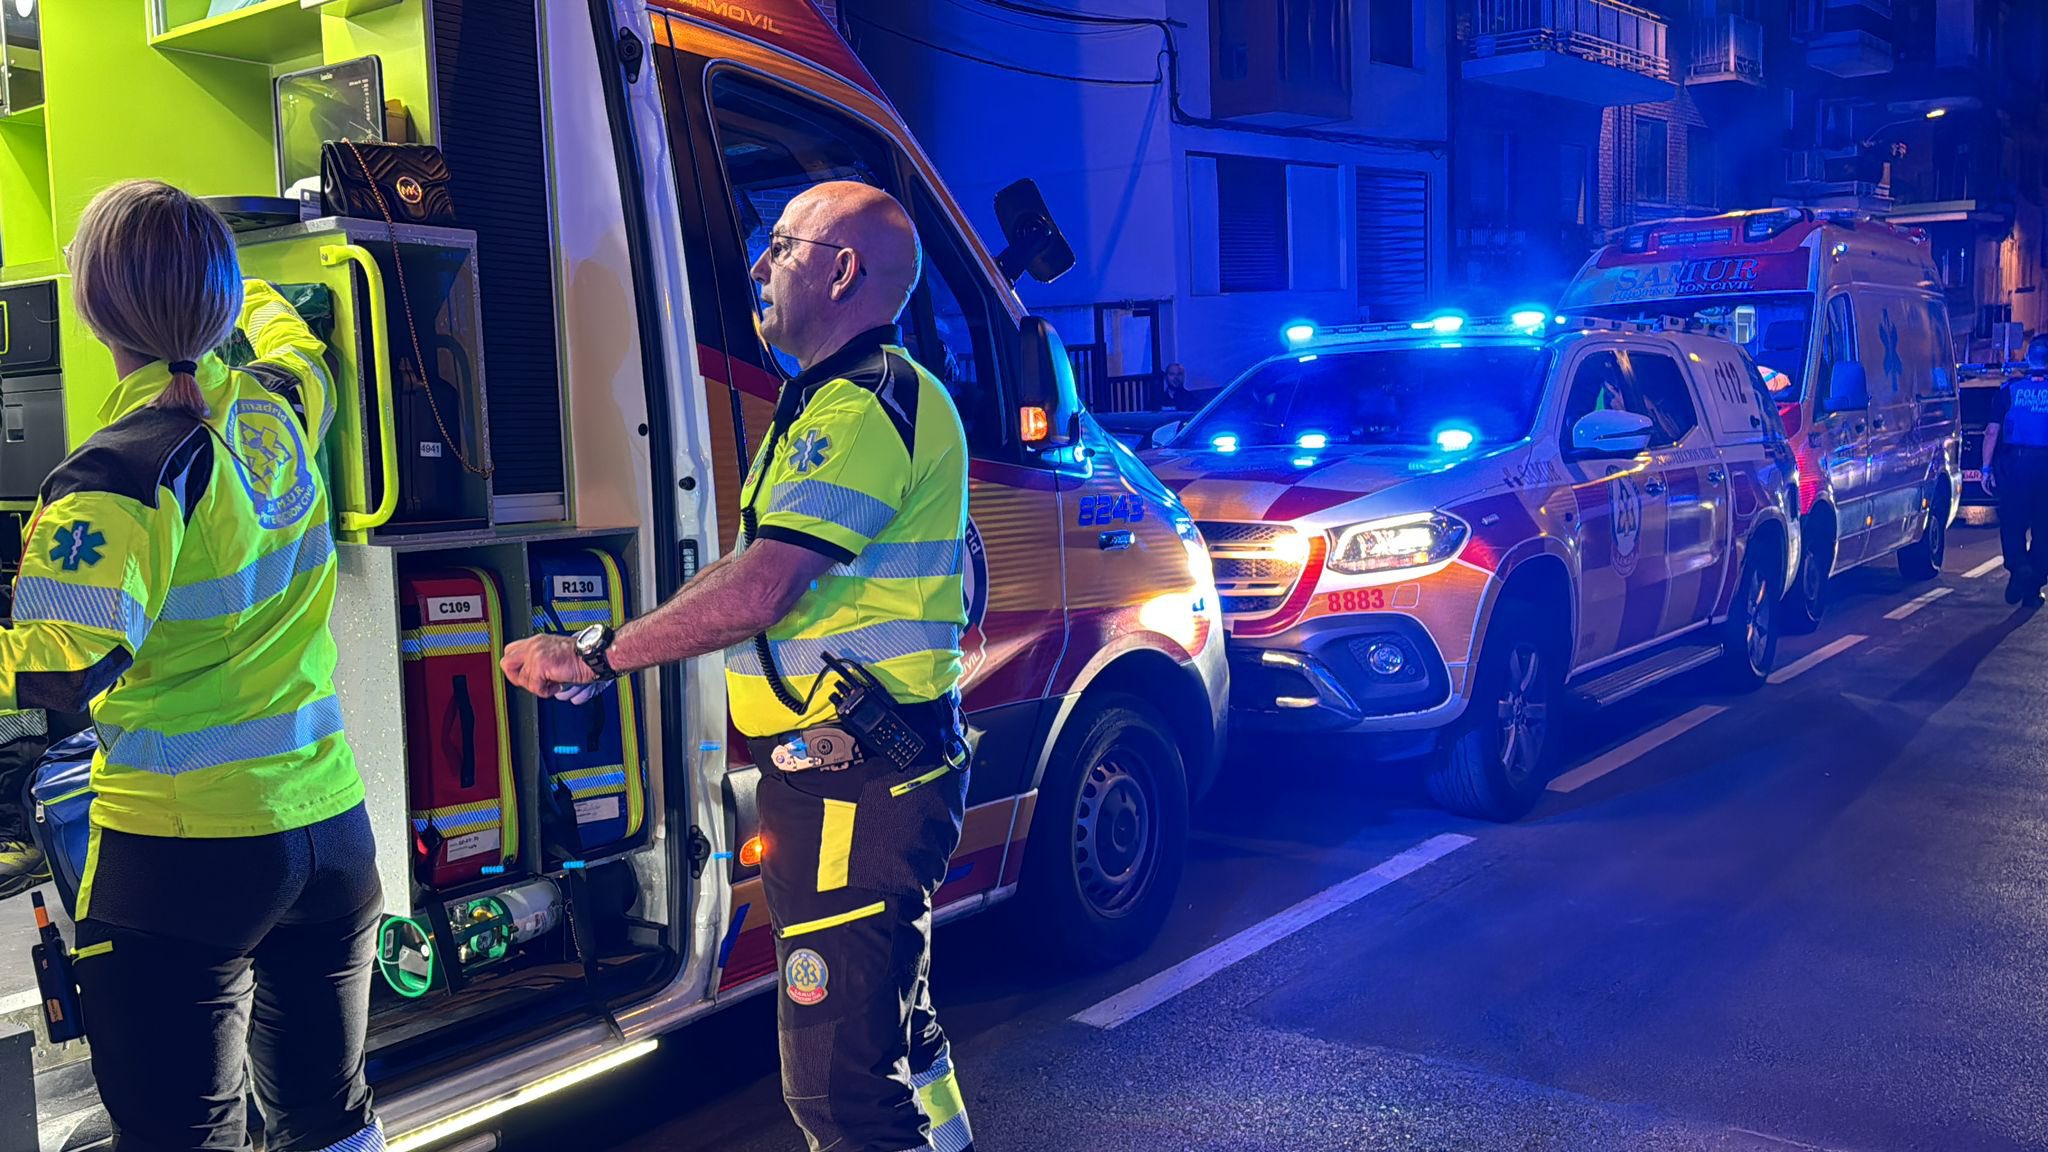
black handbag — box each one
[321,140,457,227]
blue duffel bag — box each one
[26,730,97,918]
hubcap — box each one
[1494,644,1548,782]
[1072,753,1154,916]
[1801,550,1824,602]
[1745,569,1772,670]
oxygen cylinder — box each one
[445,877,563,972]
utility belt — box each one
[746,691,963,776]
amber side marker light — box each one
[1020,406,1051,443]
[739,836,765,868]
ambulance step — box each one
[1571,644,1723,708]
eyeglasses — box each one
[766,231,859,269]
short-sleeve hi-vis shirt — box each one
[725,326,969,737]
[0,282,362,842]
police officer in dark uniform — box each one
[502,180,973,1152]
[1984,334,2048,605]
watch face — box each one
[575,623,606,655]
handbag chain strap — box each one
[345,139,492,478]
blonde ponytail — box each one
[69,180,243,420]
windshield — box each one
[1581,292,1816,398]
[1180,345,1550,451]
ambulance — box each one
[1562,208,1963,629]
[0,2,1226,1148]
[1144,313,1799,821]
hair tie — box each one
[168,360,198,376]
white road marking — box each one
[1547,704,1728,794]
[0,988,41,1016]
[1768,634,1867,685]
[1963,556,2006,579]
[1885,587,1953,620]
[1070,833,1475,1030]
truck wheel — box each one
[1428,600,1555,822]
[1897,482,1948,581]
[1720,543,1780,690]
[1785,514,1832,634]
[1022,693,1187,967]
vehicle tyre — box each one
[1720,540,1781,690]
[1785,513,1832,634]
[1897,482,1948,581]
[1427,599,1557,822]
[1021,692,1188,968]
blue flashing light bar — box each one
[1283,322,1316,345]
[1297,432,1328,450]
[1435,427,1476,452]
[1211,434,1239,454]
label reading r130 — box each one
[554,575,601,599]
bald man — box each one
[503,181,975,1152]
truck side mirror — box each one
[1151,421,1183,448]
[1824,360,1870,411]
[1017,316,1082,451]
[1571,409,1655,457]
[993,179,1075,285]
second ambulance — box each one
[1146,313,1798,820]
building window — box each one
[1217,156,1289,292]
[1281,0,1350,91]
[1356,168,1430,318]
[1688,127,1716,208]
[1635,116,1669,204]
[1462,132,1511,224]
[1214,0,1251,81]
[1560,143,1589,227]
[1371,0,1416,68]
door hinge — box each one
[617,26,646,84]
[686,824,713,879]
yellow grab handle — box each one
[320,243,400,533]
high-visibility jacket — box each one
[725,325,968,737]
[0,282,362,844]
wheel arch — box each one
[1030,648,1219,802]
[1472,545,1576,675]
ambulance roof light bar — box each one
[1559,315,1733,339]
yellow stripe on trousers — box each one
[818,798,855,892]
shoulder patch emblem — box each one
[790,430,831,475]
[227,397,316,530]
[785,947,830,1005]
[48,521,106,571]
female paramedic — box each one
[0,181,382,1152]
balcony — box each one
[1807,29,1894,77]
[1784,148,1892,211]
[1465,0,1675,107]
[1688,14,1764,86]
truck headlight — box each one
[1326,512,1468,575]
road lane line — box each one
[1963,556,2005,579]
[1767,634,1867,685]
[1546,704,1728,794]
[1070,832,1474,1030]
[1885,587,1953,620]
[0,989,39,1016]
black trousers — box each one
[753,739,973,1152]
[1999,446,2048,584]
[73,804,383,1152]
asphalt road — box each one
[496,524,2048,1152]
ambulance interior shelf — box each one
[235,216,508,542]
[378,536,664,1014]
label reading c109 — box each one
[554,575,601,599]
[426,595,483,622]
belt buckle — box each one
[770,726,862,773]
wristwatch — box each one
[574,623,621,681]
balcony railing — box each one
[1470,0,1671,81]
[1689,14,1764,84]
[1466,0,1674,105]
